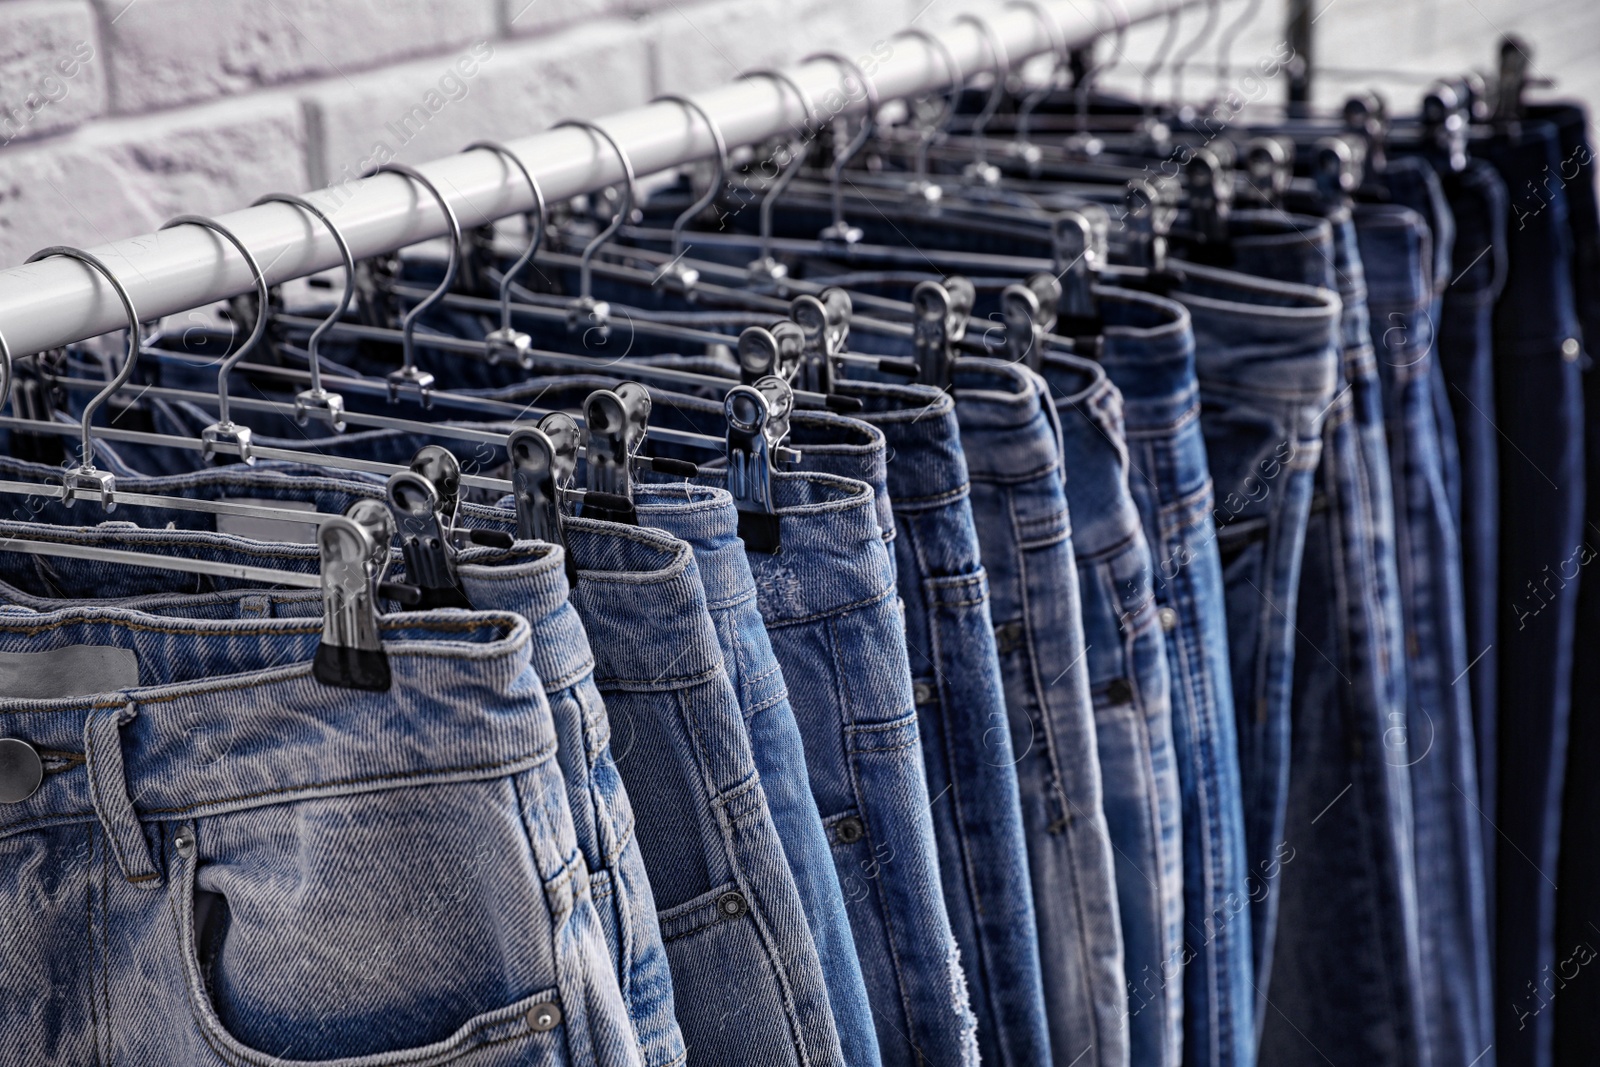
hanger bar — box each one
[0,535,323,588]
[0,0,1200,358]
[0,476,338,527]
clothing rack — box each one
[0,0,1207,360]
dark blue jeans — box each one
[1041,353,1184,1067]
[1478,120,1589,1067]
[1094,286,1256,1067]
[1361,200,1495,1067]
[1164,262,1341,1028]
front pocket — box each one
[171,784,572,1066]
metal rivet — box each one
[717,890,749,919]
[1106,678,1135,705]
[1157,606,1179,633]
[835,816,866,845]
[527,1002,562,1032]
[0,739,43,804]
[912,681,936,706]
[174,829,195,858]
[1562,338,1581,361]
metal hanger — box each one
[251,191,352,428]
[736,67,819,284]
[653,94,729,291]
[1211,0,1263,108]
[1139,0,1184,124]
[462,140,546,366]
[952,12,1011,185]
[552,119,637,332]
[361,162,463,406]
[1167,0,1220,106]
[1006,0,1067,153]
[891,28,964,199]
[802,50,881,244]
[158,214,270,463]
[0,324,12,415]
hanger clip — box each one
[386,470,471,610]
[737,324,802,386]
[725,383,784,552]
[386,365,436,408]
[580,383,649,524]
[201,421,254,465]
[1242,137,1294,208]
[911,279,972,391]
[1312,135,1362,209]
[1051,207,1107,321]
[485,327,535,369]
[1001,274,1061,370]
[568,296,612,335]
[1125,177,1178,273]
[295,387,348,431]
[62,465,117,511]
[1422,82,1471,173]
[509,425,579,586]
[312,515,393,692]
[1186,146,1234,251]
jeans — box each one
[1093,286,1255,1067]
[1430,158,1509,895]
[817,378,1053,1067]
[1477,121,1588,1067]
[563,517,847,1067]
[1162,263,1340,1023]
[1041,353,1183,1067]
[951,358,1129,1067]
[0,459,696,1067]
[1361,200,1494,1067]
[633,484,882,1067]
[0,603,645,1067]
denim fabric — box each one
[1430,158,1509,885]
[1530,101,1600,1067]
[1360,201,1494,1067]
[0,462,693,1066]
[0,604,645,1067]
[949,358,1129,1067]
[562,518,847,1067]
[1041,354,1182,1067]
[631,484,883,1067]
[1477,121,1588,1067]
[805,379,1050,1067]
[1157,263,1340,1020]
[692,467,979,1067]
[1093,287,1255,1067]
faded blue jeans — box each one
[1093,286,1255,1067]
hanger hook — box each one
[158,215,267,434]
[553,119,637,305]
[893,28,963,188]
[251,192,354,426]
[803,51,881,242]
[737,68,818,272]
[1168,0,1221,105]
[953,12,1012,160]
[24,246,140,477]
[364,162,462,401]
[1140,0,1184,114]
[1214,0,1263,102]
[1077,0,1132,135]
[653,95,729,260]
[0,324,11,416]
[462,141,546,335]
[1007,1,1067,146]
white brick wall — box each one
[0,0,1592,268]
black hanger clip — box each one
[911,278,973,390]
[312,515,393,692]
[580,382,650,525]
[725,379,795,553]
[386,469,471,610]
[510,424,579,585]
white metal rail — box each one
[0,0,1202,358]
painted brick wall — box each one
[0,0,1592,268]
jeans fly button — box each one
[0,739,43,804]
[835,816,866,845]
[717,891,749,919]
[527,1003,562,1032]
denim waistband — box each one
[632,484,755,612]
[784,411,897,546]
[0,607,541,839]
[949,358,1062,488]
[1038,354,1143,558]
[1378,154,1457,295]
[835,382,968,508]
[1151,261,1341,400]
[1228,209,1338,290]
[1355,203,1434,313]
[1092,286,1199,432]
[676,466,894,626]
[1438,157,1509,303]
[1328,209,1371,319]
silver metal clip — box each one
[385,470,470,609]
[1243,137,1294,208]
[62,465,117,511]
[509,425,578,585]
[485,326,535,369]
[201,421,254,465]
[580,382,650,521]
[1125,177,1179,273]
[1052,207,1107,319]
[312,515,391,692]
[1000,275,1060,370]
[737,325,794,385]
[725,384,781,552]
[911,279,969,390]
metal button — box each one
[912,681,936,706]
[174,829,195,858]
[1157,606,1179,632]
[717,891,749,919]
[0,739,43,804]
[1562,338,1581,361]
[1106,678,1135,705]
[527,1002,562,1032]
[835,816,866,845]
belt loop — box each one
[84,702,161,888]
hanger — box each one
[1006,0,1067,159]
[251,191,352,428]
[724,375,799,552]
[736,67,820,284]
[652,94,729,292]
[952,12,1012,186]
[462,140,546,367]
[360,162,463,406]
[888,28,963,201]
[552,119,637,335]
[1167,0,1221,108]
[804,51,882,244]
